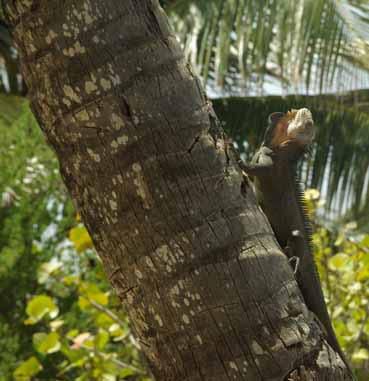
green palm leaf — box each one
[166,0,369,93]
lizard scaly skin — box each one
[238,108,352,375]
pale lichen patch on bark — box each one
[81,4,96,25]
[182,314,190,324]
[171,300,180,309]
[100,78,112,91]
[145,256,157,272]
[132,163,152,209]
[86,148,101,163]
[111,135,129,150]
[63,41,86,57]
[195,335,203,344]
[63,98,72,107]
[251,341,265,356]
[76,110,90,122]
[63,85,81,103]
[133,116,140,125]
[85,80,98,94]
[135,269,143,280]
[45,30,58,44]
[229,362,239,372]
[111,113,125,130]
[117,135,129,145]
[154,314,164,327]
[109,200,118,211]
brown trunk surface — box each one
[6,0,351,379]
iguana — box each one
[238,108,352,374]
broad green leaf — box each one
[334,235,344,247]
[95,313,115,328]
[61,343,86,364]
[69,225,93,253]
[352,348,369,362]
[66,329,79,339]
[102,374,117,381]
[328,253,350,271]
[357,267,369,281]
[63,275,80,286]
[95,330,109,350]
[87,290,108,306]
[78,296,90,310]
[119,368,136,378]
[80,282,109,306]
[109,323,125,338]
[13,357,42,380]
[25,295,58,325]
[33,332,61,354]
[361,235,369,247]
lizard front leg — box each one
[237,159,273,177]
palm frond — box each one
[165,0,369,94]
[0,18,21,95]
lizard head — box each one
[264,108,315,151]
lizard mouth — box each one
[286,108,315,146]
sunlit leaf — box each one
[328,253,350,271]
[352,348,369,362]
[95,313,115,328]
[69,225,93,253]
[33,332,61,354]
[101,375,116,381]
[361,235,369,247]
[25,295,59,325]
[66,329,79,339]
[95,330,109,350]
[80,282,109,306]
[305,189,320,201]
[63,275,80,286]
[119,368,136,378]
[356,267,369,281]
[13,357,42,380]
[109,323,124,337]
[78,296,90,310]
[50,319,64,331]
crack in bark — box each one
[187,135,201,154]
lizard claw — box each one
[288,256,300,275]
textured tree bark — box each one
[7,0,352,380]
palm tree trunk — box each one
[7,0,351,379]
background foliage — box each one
[165,0,369,94]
